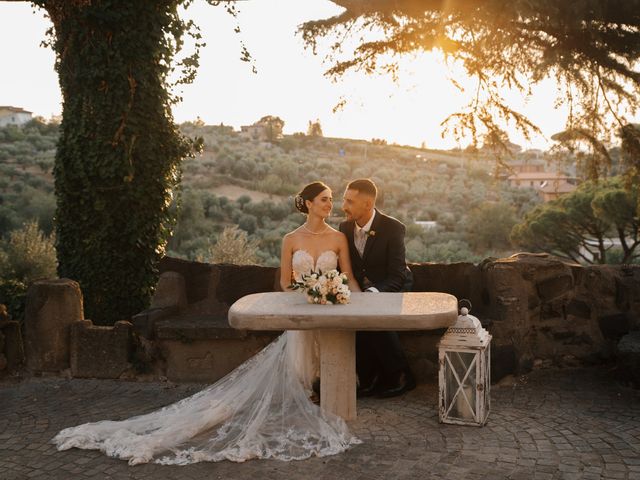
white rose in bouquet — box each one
[289,269,351,305]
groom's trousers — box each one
[356,331,410,386]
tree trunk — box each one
[41,1,190,324]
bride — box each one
[53,181,362,465]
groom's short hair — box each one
[347,178,377,200]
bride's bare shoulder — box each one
[325,228,347,249]
[284,227,304,240]
[283,228,306,250]
[327,227,346,239]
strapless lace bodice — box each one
[292,250,338,282]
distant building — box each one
[507,171,577,202]
[240,123,269,142]
[579,237,627,263]
[538,181,578,202]
[507,160,546,174]
[414,220,438,231]
[0,106,32,126]
[240,116,284,142]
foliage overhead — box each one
[618,123,640,189]
[301,0,640,172]
[511,177,639,264]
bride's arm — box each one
[279,234,294,291]
[337,233,361,293]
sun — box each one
[317,50,479,149]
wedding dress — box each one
[52,250,360,465]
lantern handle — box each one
[458,298,472,315]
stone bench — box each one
[152,314,277,382]
[130,259,280,382]
[132,308,278,382]
[229,291,458,420]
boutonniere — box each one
[366,230,376,237]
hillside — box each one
[172,123,540,265]
[0,119,542,266]
[0,120,57,235]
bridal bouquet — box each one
[290,269,351,305]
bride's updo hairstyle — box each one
[294,181,330,214]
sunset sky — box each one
[1,0,570,150]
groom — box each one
[340,178,416,398]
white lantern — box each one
[438,302,491,426]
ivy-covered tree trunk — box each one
[40,1,190,324]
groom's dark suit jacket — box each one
[339,210,411,293]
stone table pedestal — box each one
[229,292,458,420]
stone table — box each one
[229,292,458,420]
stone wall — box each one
[469,254,639,378]
[131,257,280,382]
[17,254,640,384]
[391,254,639,382]
[142,254,640,384]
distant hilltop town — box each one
[0,106,32,127]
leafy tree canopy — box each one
[301,0,640,174]
[511,177,639,264]
[257,116,285,142]
[467,201,517,252]
[307,119,324,137]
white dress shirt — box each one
[354,210,378,292]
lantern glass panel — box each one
[444,351,477,420]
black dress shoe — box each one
[312,377,321,396]
[309,378,321,404]
[356,375,379,398]
[376,371,416,398]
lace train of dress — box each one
[52,250,360,465]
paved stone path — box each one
[1,367,639,480]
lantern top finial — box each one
[439,299,491,348]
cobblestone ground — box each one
[1,367,639,480]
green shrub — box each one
[0,221,57,285]
[200,226,259,265]
[0,221,57,321]
[0,278,28,324]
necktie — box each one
[355,228,366,257]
